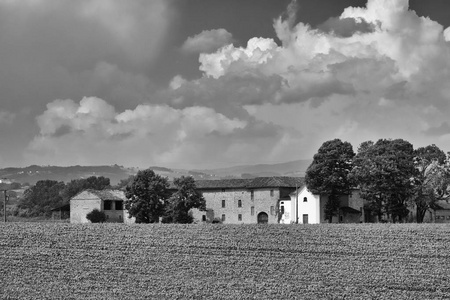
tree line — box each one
[305,138,450,223]
[14,170,205,224]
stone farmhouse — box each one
[70,189,135,224]
[69,177,367,224]
[187,177,303,224]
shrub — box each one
[86,209,106,223]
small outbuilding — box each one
[70,189,135,224]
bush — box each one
[86,209,106,223]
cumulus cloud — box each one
[181,0,450,155]
[26,97,301,168]
[181,29,234,54]
[20,0,450,166]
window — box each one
[202,215,206,222]
[222,214,226,222]
[250,191,254,200]
[104,200,112,210]
[270,206,274,215]
[251,206,255,216]
[238,214,242,221]
[303,197,307,202]
[270,190,274,197]
[280,206,285,215]
[238,200,242,207]
[222,200,226,208]
[115,201,123,210]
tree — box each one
[61,176,110,202]
[162,176,206,223]
[412,145,450,223]
[113,175,135,190]
[124,169,169,223]
[351,139,416,222]
[305,139,355,223]
[18,180,66,217]
[86,209,107,223]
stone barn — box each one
[188,177,303,224]
[70,189,135,224]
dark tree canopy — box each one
[305,139,355,222]
[163,176,206,224]
[351,139,415,222]
[61,176,110,202]
[18,180,65,217]
[124,169,169,223]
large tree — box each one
[351,139,416,222]
[162,176,206,223]
[305,139,355,222]
[61,176,111,202]
[18,180,66,217]
[124,169,170,223]
[412,144,450,223]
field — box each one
[1,223,449,299]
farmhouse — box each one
[188,177,303,224]
[70,189,135,224]
[421,200,450,223]
[283,187,364,224]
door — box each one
[257,212,268,224]
[302,214,308,224]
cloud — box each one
[16,0,450,167]
[26,97,301,168]
[423,122,450,136]
[181,29,234,54]
[0,0,171,113]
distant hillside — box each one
[199,159,312,178]
[0,159,311,185]
[0,165,134,185]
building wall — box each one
[103,200,124,223]
[70,190,135,224]
[290,189,364,224]
[289,187,321,224]
[70,198,101,223]
[279,199,291,224]
[191,188,282,224]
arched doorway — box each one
[257,212,268,224]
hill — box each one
[0,159,311,185]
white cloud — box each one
[21,0,450,167]
[181,28,234,54]
[26,97,303,168]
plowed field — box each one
[1,223,449,299]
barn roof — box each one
[72,189,126,201]
[172,177,304,190]
[434,200,450,210]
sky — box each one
[0,0,450,169]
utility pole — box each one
[1,178,12,223]
[2,190,7,222]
